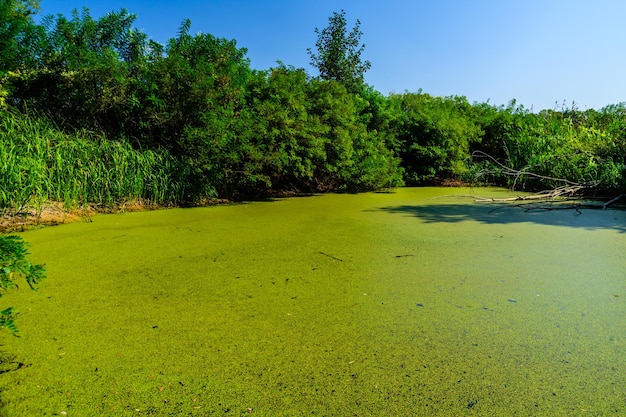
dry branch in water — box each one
[472,151,598,187]
[472,184,592,203]
[464,151,626,210]
[602,194,625,210]
[470,150,602,198]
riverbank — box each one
[1,203,92,233]
[0,201,176,233]
[0,195,258,233]
[2,185,624,233]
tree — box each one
[0,0,41,73]
[388,92,483,184]
[307,10,371,94]
[145,19,254,198]
[244,64,324,192]
[4,7,150,137]
[0,0,42,108]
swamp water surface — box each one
[0,187,624,416]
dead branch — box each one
[430,184,593,205]
[462,151,626,211]
[603,194,625,210]
[473,184,593,203]
[472,150,586,187]
[318,251,343,262]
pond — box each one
[0,187,624,416]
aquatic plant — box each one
[1,189,624,415]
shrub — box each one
[0,235,46,335]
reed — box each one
[0,110,191,214]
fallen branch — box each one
[603,194,625,210]
[473,184,593,203]
[472,150,584,187]
[466,150,625,208]
[430,184,594,205]
[318,251,343,262]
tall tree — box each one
[0,0,40,73]
[6,7,153,137]
[307,10,371,94]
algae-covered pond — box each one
[0,187,624,416]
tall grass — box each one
[0,111,191,214]
[490,116,626,192]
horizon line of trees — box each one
[1,2,625,212]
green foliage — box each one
[244,65,324,192]
[389,92,483,184]
[0,0,41,73]
[470,103,626,192]
[5,7,149,138]
[0,235,46,335]
[0,110,188,210]
[0,1,624,208]
[308,10,371,94]
[126,20,255,198]
[306,79,402,191]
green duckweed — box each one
[0,187,624,416]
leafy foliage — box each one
[0,235,46,335]
[4,7,148,138]
[0,0,41,73]
[0,3,624,210]
[307,10,371,94]
[0,110,188,211]
[389,92,483,184]
[470,103,626,192]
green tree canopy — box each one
[307,10,371,94]
[0,0,41,73]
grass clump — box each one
[0,110,190,216]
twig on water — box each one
[318,251,343,262]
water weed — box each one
[0,188,623,416]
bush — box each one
[0,235,46,335]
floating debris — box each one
[318,251,343,262]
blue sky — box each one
[36,0,626,111]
